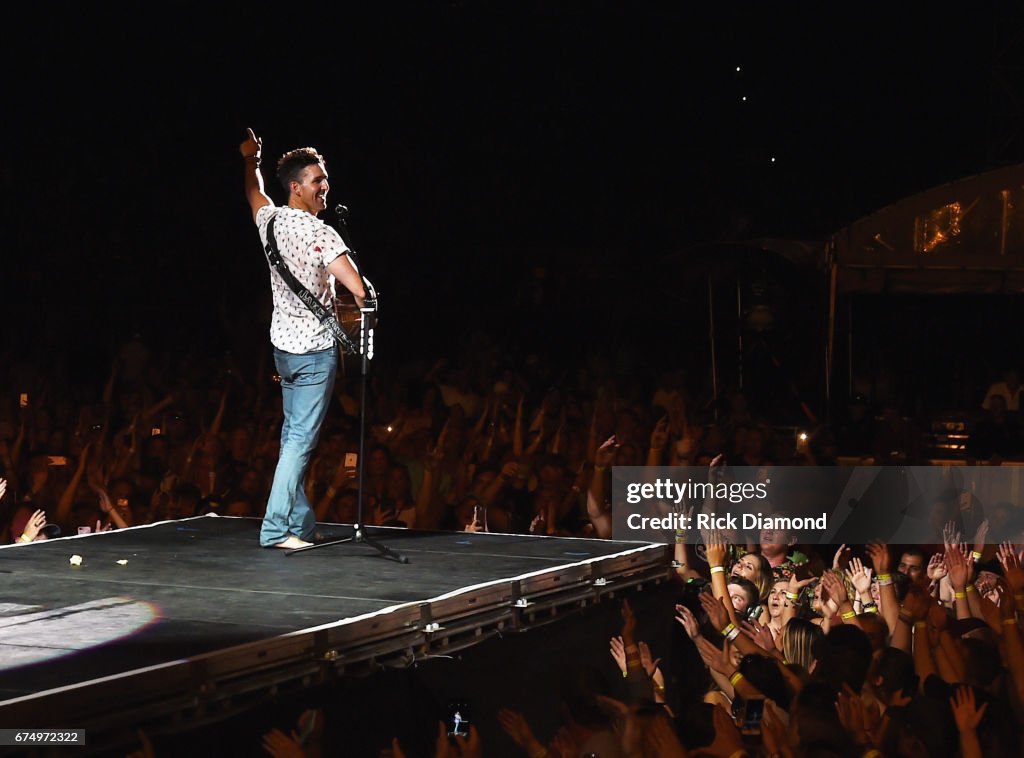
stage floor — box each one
[0,516,666,745]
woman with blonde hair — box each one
[781,617,823,672]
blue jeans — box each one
[260,345,338,546]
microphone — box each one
[334,204,350,222]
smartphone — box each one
[447,702,470,738]
[19,393,28,408]
[47,456,68,467]
[344,452,358,469]
[116,498,129,509]
[738,697,765,735]
[151,427,162,437]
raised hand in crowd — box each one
[497,708,546,758]
[674,603,700,640]
[17,509,47,543]
[262,728,305,758]
[950,685,988,758]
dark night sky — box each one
[1,3,1018,374]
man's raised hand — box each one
[240,127,262,159]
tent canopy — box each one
[832,163,1024,294]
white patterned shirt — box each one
[255,204,350,353]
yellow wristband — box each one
[786,591,800,601]
[966,584,976,593]
[18,534,31,543]
[877,573,892,582]
[954,591,967,599]
[842,610,857,620]
[1003,617,1018,626]
[972,551,982,561]
[729,671,744,687]
[914,621,927,629]
[710,565,726,575]
[721,622,736,637]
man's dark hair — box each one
[727,576,760,614]
[900,546,926,564]
[811,624,873,694]
[276,147,324,192]
[871,647,916,700]
[739,654,791,710]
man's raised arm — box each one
[240,127,272,222]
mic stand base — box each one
[285,523,409,563]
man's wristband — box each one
[18,534,31,543]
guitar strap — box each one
[263,214,358,354]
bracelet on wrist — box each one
[786,591,800,601]
[972,550,982,562]
[1002,617,1018,626]
[18,534,31,543]
[841,610,857,620]
[710,565,725,575]
[954,591,967,599]
[729,670,744,687]
[966,584,976,593]
[876,573,892,582]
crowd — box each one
[4,332,1024,756]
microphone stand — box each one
[287,207,408,564]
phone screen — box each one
[739,697,764,734]
[19,393,28,408]
[344,453,358,469]
[447,702,470,738]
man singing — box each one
[240,128,365,548]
